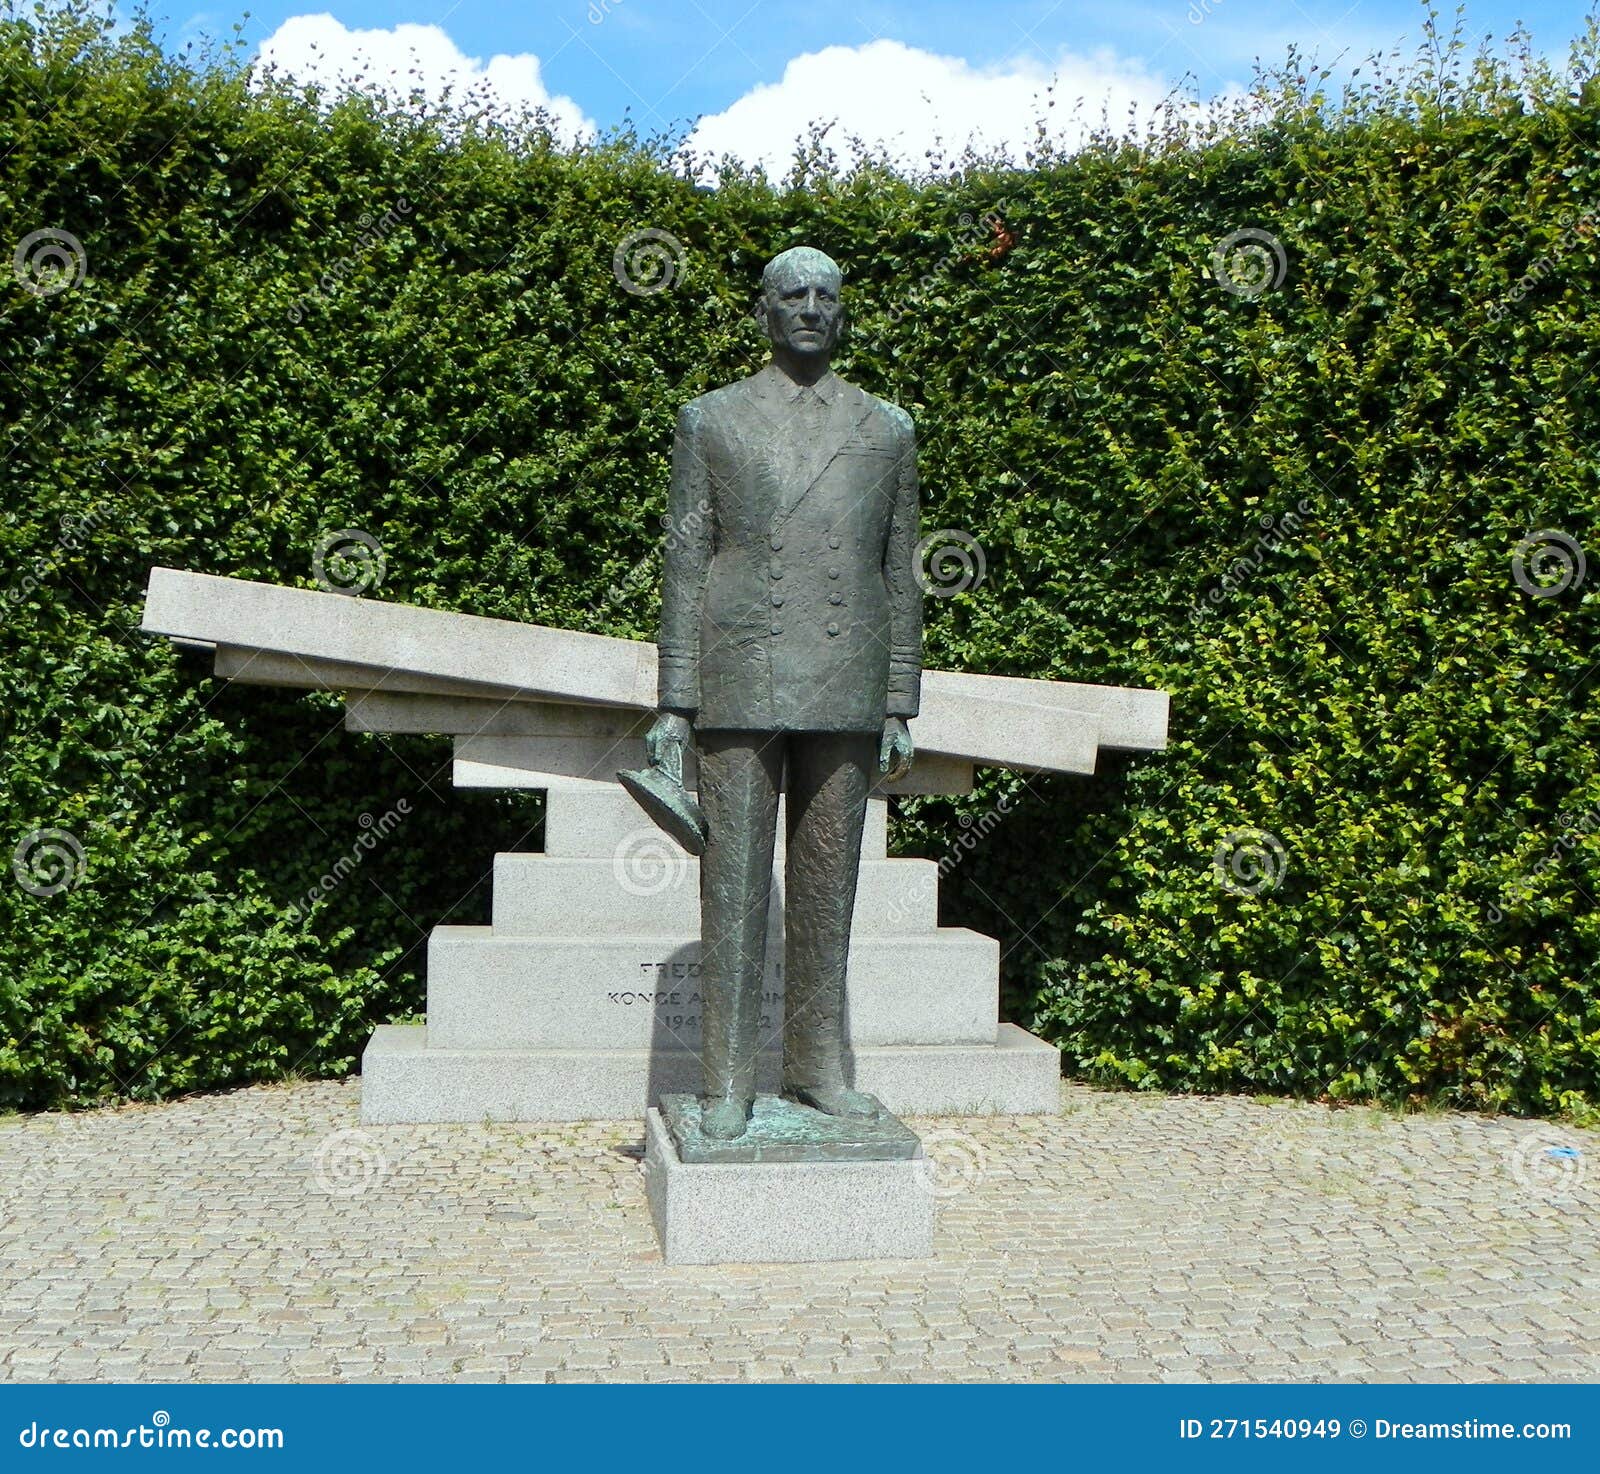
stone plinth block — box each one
[542,787,890,860]
[346,691,647,739]
[361,1024,720,1122]
[452,734,977,797]
[851,1021,1061,1115]
[454,734,690,789]
[642,1108,933,1263]
[423,925,999,1049]
[490,854,937,935]
[359,1021,1059,1122]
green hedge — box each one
[3,6,1597,1115]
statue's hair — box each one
[761,246,842,294]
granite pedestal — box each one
[359,760,1064,1122]
[137,569,1171,1129]
[642,1103,935,1264]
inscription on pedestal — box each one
[606,987,783,1035]
[602,959,786,1035]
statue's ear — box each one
[752,292,769,332]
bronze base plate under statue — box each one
[660,1092,920,1164]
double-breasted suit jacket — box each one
[657,362,922,731]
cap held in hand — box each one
[616,762,709,856]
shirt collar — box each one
[762,361,841,404]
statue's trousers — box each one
[694,729,876,1106]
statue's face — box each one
[758,266,843,360]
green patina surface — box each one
[660,1093,921,1164]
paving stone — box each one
[0,1078,1596,1383]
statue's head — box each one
[755,246,844,363]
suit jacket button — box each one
[770,560,783,578]
[827,567,840,579]
[828,593,842,605]
[770,624,782,635]
[828,535,841,549]
[771,594,785,607]
[770,535,783,551]
[826,622,840,636]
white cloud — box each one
[684,38,1179,178]
[251,23,1217,175]
[255,14,595,138]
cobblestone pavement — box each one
[0,1079,1596,1383]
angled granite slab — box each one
[140,567,1169,777]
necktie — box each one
[796,386,826,435]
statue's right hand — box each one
[644,711,693,784]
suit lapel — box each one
[738,368,787,436]
[737,368,877,523]
[786,381,875,520]
[730,372,787,505]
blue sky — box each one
[152,0,1598,173]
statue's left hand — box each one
[879,716,914,783]
[645,711,693,787]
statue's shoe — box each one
[783,1081,880,1119]
[700,1097,751,1140]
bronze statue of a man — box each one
[645,246,923,1141]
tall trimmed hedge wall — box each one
[3,9,1597,1114]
